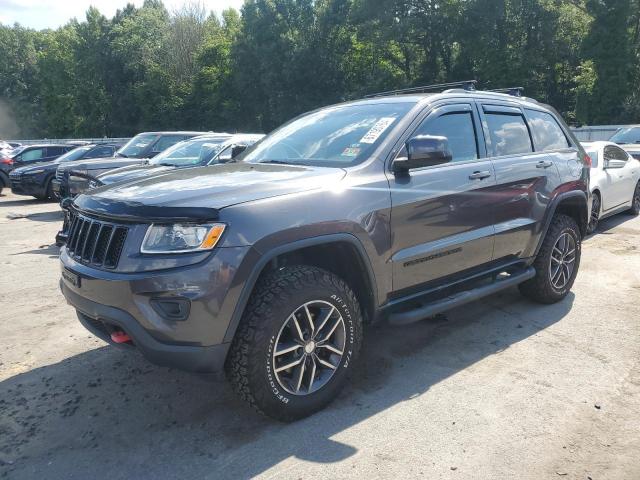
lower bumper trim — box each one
[62,280,230,372]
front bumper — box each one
[59,245,256,372]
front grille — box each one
[55,169,64,181]
[9,172,21,181]
[65,212,128,269]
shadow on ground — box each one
[12,244,60,258]
[0,198,56,208]
[586,212,640,237]
[0,289,574,479]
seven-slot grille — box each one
[65,211,128,269]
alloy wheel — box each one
[549,232,576,290]
[272,300,346,396]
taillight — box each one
[583,154,592,168]
[0,157,13,165]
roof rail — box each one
[487,87,524,97]
[364,80,477,98]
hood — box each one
[619,143,640,151]
[98,164,176,185]
[74,163,347,217]
[57,156,145,172]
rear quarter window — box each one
[525,109,570,151]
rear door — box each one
[388,102,496,294]
[478,103,564,261]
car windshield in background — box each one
[243,102,415,167]
[117,134,159,158]
[149,138,226,166]
[56,146,92,162]
[610,127,640,144]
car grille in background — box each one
[55,169,64,181]
[65,212,128,269]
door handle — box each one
[469,171,491,180]
[536,160,554,168]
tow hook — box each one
[111,331,131,344]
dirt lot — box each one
[0,190,639,480]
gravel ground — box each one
[0,190,639,480]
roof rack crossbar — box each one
[487,87,524,97]
[364,80,477,98]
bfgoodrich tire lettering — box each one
[225,265,363,422]
[519,214,581,304]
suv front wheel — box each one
[519,214,581,304]
[226,265,363,421]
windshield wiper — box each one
[158,162,176,167]
[258,160,294,165]
[116,153,128,158]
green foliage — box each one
[0,0,638,138]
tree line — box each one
[0,0,638,139]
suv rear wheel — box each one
[226,265,363,421]
[519,214,581,304]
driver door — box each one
[388,103,496,294]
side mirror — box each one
[393,135,452,174]
[605,159,626,169]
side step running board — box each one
[388,267,536,326]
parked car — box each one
[9,143,121,200]
[582,141,640,232]
[54,131,209,199]
[1,144,75,196]
[610,126,640,160]
[95,133,264,187]
[59,83,589,421]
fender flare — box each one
[222,233,378,344]
[534,190,588,256]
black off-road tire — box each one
[225,265,363,422]
[519,214,581,304]
[628,181,640,216]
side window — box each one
[525,109,570,151]
[20,148,45,162]
[214,146,234,163]
[46,146,65,156]
[151,135,185,154]
[604,146,629,162]
[85,146,114,159]
[413,111,478,162]
[485,112,533,156]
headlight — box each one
[141,223,226,254]
[28,169,45,174]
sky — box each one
[0,0,245,29]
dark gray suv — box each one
[59,83,590,421]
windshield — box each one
[10,146,27,158]
[610,127,640,144]
[117,133,159,158]
[243,102,415,167]
[56,146,91,162]
[149,137,227,166]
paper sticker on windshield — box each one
[359,117,396,144]
[342,146,361,157]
